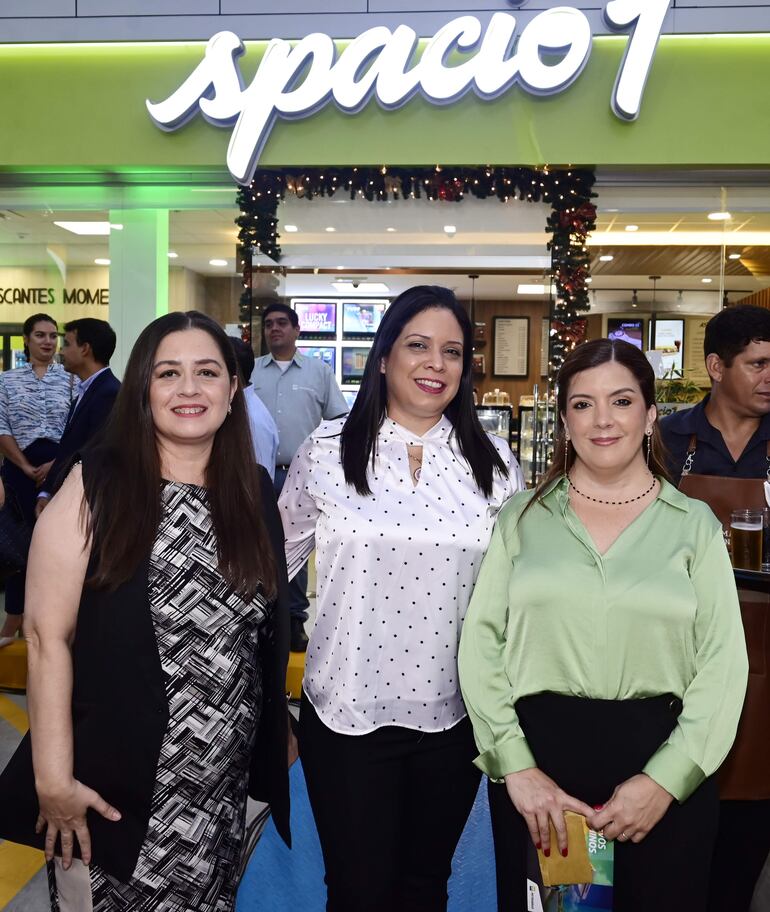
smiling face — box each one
[563,359,657,475]
[25,320,58,364]
[149,328,237,454]
[381,307,464,433]
[708,340,770,419]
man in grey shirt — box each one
[251,302,348,651]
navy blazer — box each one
[42,368,121,497]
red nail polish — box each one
[536,842,542,850]
[593,805,603,811]
[544,848,551,858]
[561,848,568,857]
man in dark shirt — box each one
[660,304,770,912]
[661,305,770,485]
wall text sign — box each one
[147,0,670,185]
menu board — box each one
[493,316,530,377]
[652,319,684,373]
[684,317,710,386]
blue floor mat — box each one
[237,759,497,911]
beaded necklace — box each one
[567,475,657,506]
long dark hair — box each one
[526,338,670,514]
[340,285,508,497]
[83,311,276,598]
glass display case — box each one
[475,405,514,449]
[516,394,556,487]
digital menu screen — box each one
[342,301,387,338]
[293,300,337,337]
[607,318,644,351]
[297,346,336,372]
[341,346,371,385]
[652,319,684,373]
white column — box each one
[108,209,169,377]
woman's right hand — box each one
[504,768,594,857]
[35,779,122,868]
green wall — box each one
[0,33,767,172]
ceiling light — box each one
[517,284,546,295]
[625,225,639,232]
[94,258,111,266]
[167,251,178,259]
[599,254,614,262]
[443,225,457,236]
[209,258,228,267]
[728,252,742,260]
[54,220,111,235]
[702,277,713,284]
[325,226,336,233]
[708,211,731,221]
[386,227,397,233]
[284,224,298,232]
[677,290,684,306]
[631,290,638,307]
[331,281,390,294]
[109,223,123,231]
[585,277,593,284]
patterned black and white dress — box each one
[49,481,270,912]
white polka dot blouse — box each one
[279,414,524,735]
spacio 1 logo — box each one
[147,0,671,186]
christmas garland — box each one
[236,166,596,377]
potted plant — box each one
[655,368,704,417]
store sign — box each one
[0,287,109,306]
[147,0,670,185]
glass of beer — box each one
[730,509,763,571]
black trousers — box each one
[1,438,59,615]
[298,692,481,912]
[488,692,719,912]
[708,799,770,912]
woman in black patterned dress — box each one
[0,312,292,911]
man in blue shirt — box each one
[660,304,770,912]
[251,303,348,651]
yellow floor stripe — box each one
[0,841,45,909]
[0,694,27,735]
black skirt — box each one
[488,692,718,912]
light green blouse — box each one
[458,476,749,802]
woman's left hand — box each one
[587,774,673,844]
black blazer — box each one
[41,368,121,497]
[0,461,291,882]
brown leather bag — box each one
[678,435,770,800]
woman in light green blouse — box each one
[459,339,748,912]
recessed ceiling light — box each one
[708,211,732,221]
[599,254,614,262]
[443,225,457,236]
[386,227,397,233]
[517,284,546,295]
[325,226,336,233]
[702,277,713,284]
[209,258,228,267]
[54,221,111,236]
[585,277,593,284]
[94,258,111,266]
[728,252,742,260]
[284,224,298,233]
[167,251,178,259]
[625,225,639,232]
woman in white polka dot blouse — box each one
[279,285,524,911]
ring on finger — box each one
[620,831,629,841]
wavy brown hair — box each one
[526,338,670,514]
[83,311,276,598]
